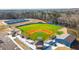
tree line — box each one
[0,9,79,28]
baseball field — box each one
[17,24,63,41]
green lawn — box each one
[17,24,63,41]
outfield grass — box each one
[17,24,62,41]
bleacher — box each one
[5,19,29,24]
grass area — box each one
[17,24,62,41]
[30,32,49,41]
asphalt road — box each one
[0,31,20,50]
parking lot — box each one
[0,30,20,50]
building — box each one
[55,34,79,49]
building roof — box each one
[56,34,70,40]
[56,34,76,43]
[65,35,76,43]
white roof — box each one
[56,34,70,39]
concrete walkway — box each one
[8,35,36,50]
